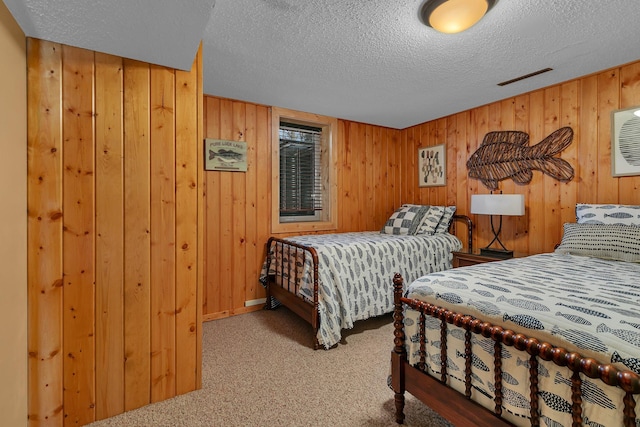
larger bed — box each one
[261,205,472,349]
[391,204,640,426]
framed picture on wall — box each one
[611,106,640,177]
[204,138,248,172]
[418,144,446,187]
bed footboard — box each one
[391,273,640,426]
[264,237,321,349]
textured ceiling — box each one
[3,0,216,71]
[6,0,640,129]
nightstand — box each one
[452,251,507,268]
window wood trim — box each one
[271,106,338,234]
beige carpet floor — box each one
[88,307,453,427]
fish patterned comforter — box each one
[261,231,462,348]
[403,252,640,427]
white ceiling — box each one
[5,0,640,129]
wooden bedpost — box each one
[264,237,275,310]
[391,273,406,424]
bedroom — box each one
[3,0,640,426]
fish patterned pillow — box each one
[416,205,445,235]
[434,206,456,234]
[575,203,640,226]
[381,204,429,235]
[555,222,640,263]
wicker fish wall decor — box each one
[466,127,574,190]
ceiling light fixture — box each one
[420,0,497,34]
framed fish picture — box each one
[204,138,247,172]
[418,144,446,187]
[611,106,640,177]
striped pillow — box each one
[555,223,640,263]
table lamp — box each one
[470,193,525,259]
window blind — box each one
[279,122,322,218]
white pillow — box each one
[576,204,640,226]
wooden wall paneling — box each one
[543,86,562,251]
[218,98,234,314]
[408,125,418,207]
[559,81,579,229]
[596,69,620,202]
[255,105,270,301]
[195,44,204,390]
[577,75,598,204]
[383,126,392,209]
[27,38,64,426]
[243,103,259,304]
[348,122,360,231]
[422,123,430,205]
[28,39,202,425]
[175,57,198,395]
[454,113,469,223]
[336,120,347,231]
[513,95,530,256]
[364,124,375,231]
[416,122,429,205]
[526,91,545,254]
[444,115,457,208]
[400,127,408,206]
[433,118,447,206]
[94,52,125,420]
[404,126,420,206]
[380,127,389,215]
[619,62,640,204]
[388,129,402,217]
[203,96,222,317]
[391,129,402,209]
[61,45,96,426]
[122,59,151,412]
[343,121,352,231]
[372,125,382,231]
[388,128,398,209]
[467,107,488,251]
[373,126,386,228]
[231,101,247,311]
[149,65,177,403]
[358,123,368,230]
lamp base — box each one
[479,247,513,259]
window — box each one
[271,107,337,233]
[279,122,322,221]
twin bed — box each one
[261,204,470,349]
[392,204,640,426]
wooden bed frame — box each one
[264,214,473,349]
[390,273,640,427]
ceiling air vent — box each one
[497,68,553,86]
